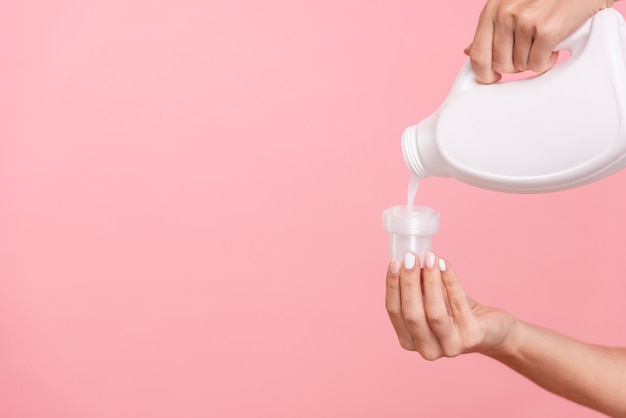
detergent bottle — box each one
[402,8,626,193]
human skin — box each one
[393,1,626,414]
[385,252,626,417]
[465,0,617,83]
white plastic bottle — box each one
[402,8,626,193]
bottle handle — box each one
[455,9,605,91]
[554,15,593,54]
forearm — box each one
[486,320,626,417]
[385,256,626,414]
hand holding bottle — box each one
[466,0,617,83]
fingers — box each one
[421,252,459,353]
[466,0,572,82]
[529,45,559,73]
[384,252,455,359]
[438,258,475,331]
[386,259,415,350]
[399,254,441,358]
[386,252,482,360]
[492,13,516,74]
[386,253,515,359]
[512,21,533,71]
[468,8,502,84]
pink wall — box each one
[2,1,625,416]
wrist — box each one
[482,316,524,360]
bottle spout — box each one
[402,115,449,179]
[402,125,430,178]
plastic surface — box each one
[382,205,440,262]
[402,8,626,193]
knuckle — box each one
[422,272,440,286]
[518,23,535,38]
[441,272,458,286]
[528,59,551,73]
[482,0,500,15]
[513,60,528,72]
[497,4,517,24]
[516,7,538,24]
[491,62,508,74]
[468,51,489,69]
[534,22,559,43]
[425,308,448,327]
[442,346,461,358]
[399,275,419,289]
[386,277,399,291]
[419,348,442,361]
[399,338,415,351]
[401,310,422,327]
[386,301,399,315]
[516,14,536,36]
[448,296,465,313]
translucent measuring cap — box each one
[382,205,440,236]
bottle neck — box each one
[402,114,449,178]
[402,125,429,177]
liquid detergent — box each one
[402,8,626,193]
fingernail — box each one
[389,259,400,275]
[439,258,447,272]
[424,251,436,269]
[404,253,416,270]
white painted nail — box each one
[404,253,416,270]
[439,258,447,272]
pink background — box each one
[2,1,626,417]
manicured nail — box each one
[424,251,436,269]
[439,258,447,272]
[404,253,416,270]
[389,259,400,275]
